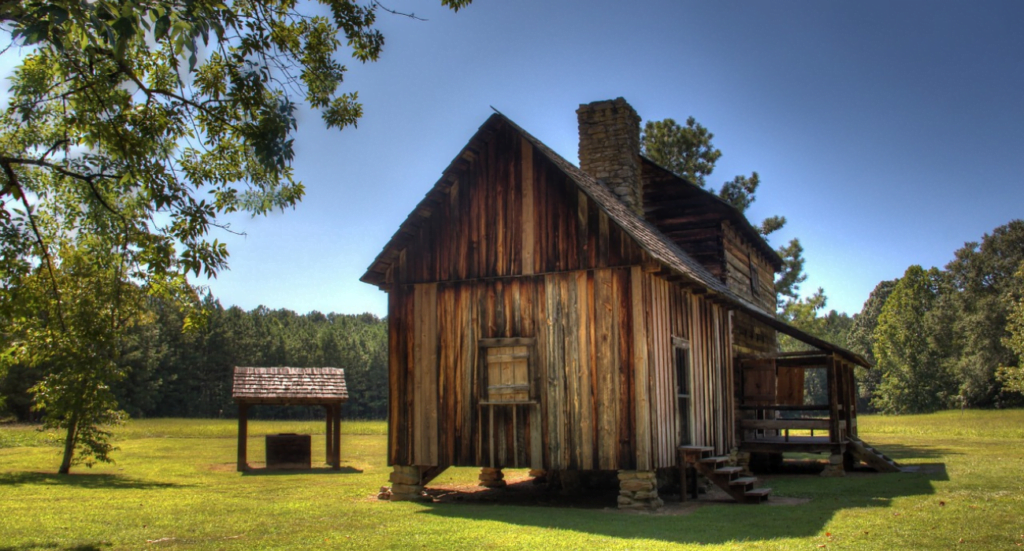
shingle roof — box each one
[359,111,871,368]
[232,367,348,404]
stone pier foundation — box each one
[617,470,663,510]
[389,465,426,501]
[479,467,507,488]
[820,453,846,477]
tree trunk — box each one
[58,413,79,475]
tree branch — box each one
[0,159,68,332]
[372,1,428,21]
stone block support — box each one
[389,465,427,501]
[617,470,663,510]
[820,453,846,477]
[479,467,506,488]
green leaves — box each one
[0,0,472,471]
[641,117,721,188]
[870,265,957,414]
[718,172,760,213]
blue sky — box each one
[196,0,1024,318]
[18,1,1023,318]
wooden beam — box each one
[521,137,535,276]
[739,419,830,430]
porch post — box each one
[826,355,840,443]
[331,402,342,470]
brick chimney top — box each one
[577,98,643,216]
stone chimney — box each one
[577,98,643,216]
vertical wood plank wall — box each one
[642,274,735,465]
[390,269,637,470]
[392,124,645,285]
[389,270,735,469]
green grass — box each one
[1,410,1023,550]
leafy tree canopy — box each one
[0,0,470,472]
[871,265,956,414]
[640,117,721,188]
[996,263,1024,394]
[1,0,470,284]
[942,220,1024,404]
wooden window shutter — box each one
[485,346,531,402]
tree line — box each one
[0,298,389,422]
[847,220,1024,412]
[787,220,1024,413]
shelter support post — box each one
[237,403,249,472]
[325,405,334,466]
[331,403,342,470]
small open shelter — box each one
[232,367,348,471]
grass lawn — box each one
[1,410,1022,550]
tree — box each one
[12,242,142,473]
[943,220,1024,405]
[0,0,470,471]
[640,115,804,311]
[640,117,721,188]
[996,263,1024,395]
[871,265,955,414]
[847,279,897,410]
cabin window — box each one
[479,338,535,404]
[673,336,693,446]
[748,254,761,299]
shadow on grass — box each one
[0,472,186,490]
[416,465,949,545]
[241,466,363,476]
[0,540,109,544]
[873,443,957,460]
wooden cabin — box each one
[361,98,889,508]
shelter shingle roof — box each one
[232,367,348,404]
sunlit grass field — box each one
[1,410,1022,550]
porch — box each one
[737,351,859,457]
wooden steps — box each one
[847,438,900,473]
[678,446,771,504]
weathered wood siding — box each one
[388,269,635,470]
[641,163,728,281]
[390,124,644,286]
[733,311,777,356]
[639,274,735,465]
[722,222,776,313]
[388,268,736,469]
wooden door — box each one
[741,359,777,407]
